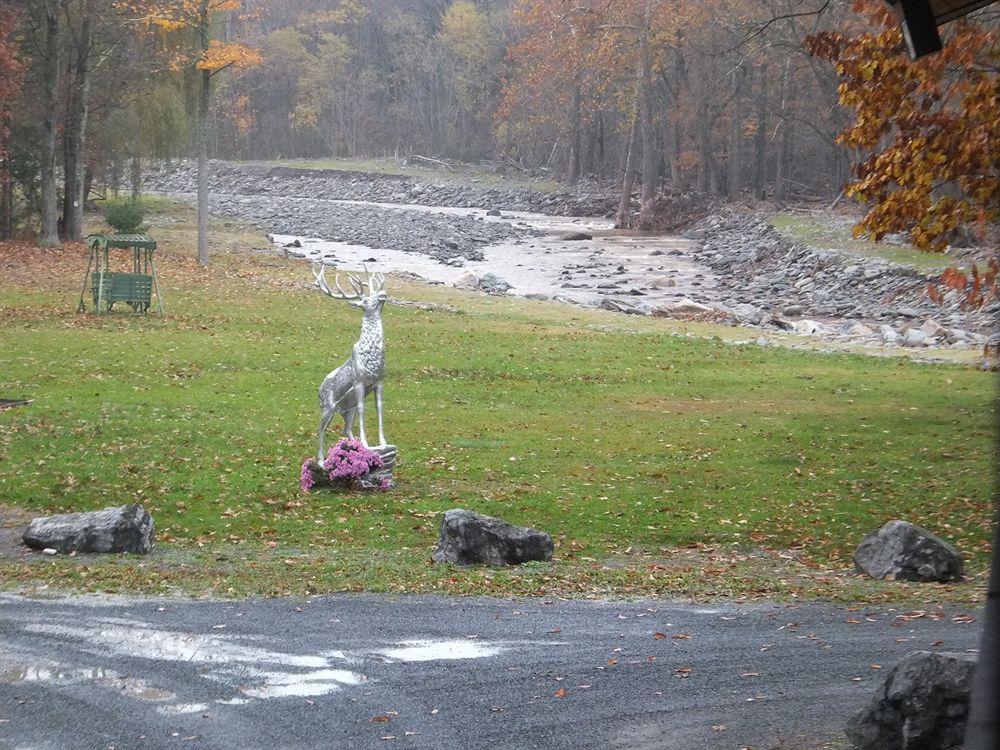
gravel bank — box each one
[210,193,532,263]
[145,160,614,217]
[684,212,996,347]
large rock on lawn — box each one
[432,509,553,566]
[853,520,963,582]
[22,504,154,554]
[846,651,975,750]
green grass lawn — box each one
[771,212,960,273]
[0,203,994,603]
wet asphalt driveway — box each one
[0,593,982,750]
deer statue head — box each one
[312,263,387,315]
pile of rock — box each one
[215,193,531,264]
[682,212,994,346]
[143,161,615,218]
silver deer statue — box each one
[312,263,388,460]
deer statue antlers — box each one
[312,263,384,303]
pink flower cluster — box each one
[322,438,383,483]
[300,459,316,492]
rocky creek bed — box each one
[144,160,614,217]
[144,162,996,355]
[682,212,996,349]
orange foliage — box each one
[807,0,999,254]
[0,1,25,161]
[195,39,262,72]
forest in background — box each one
[0,0,997,253]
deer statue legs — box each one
[375,382,385,446]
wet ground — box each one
[273,204,715,312]
[0,593,982,749]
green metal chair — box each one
[79,234,164,316]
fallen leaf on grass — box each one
[554,688,567,698]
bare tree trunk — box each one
[696,116,710,193]
[566,76,581,183]
[666,121,684,190]
[637,1,657,229]
[38,1,61,247]
[61,13,92,241]
[751,69,768,200]
[615,118,639,229]
[596,113,605,180]
[197,66,210,265]
[130,154,141,200]
[774,59,792,203]
[196,0,211,266]
[0,164,12,240]
[727,67,744,203]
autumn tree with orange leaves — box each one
[126,0,261,265]
[807,0,998,305]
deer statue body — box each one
[313,264,388,461]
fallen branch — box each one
[408,154,454,171]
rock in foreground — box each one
[432,509,553,566]
[22,504,154,554]
[846,651,975,750]
[853,520,963,582]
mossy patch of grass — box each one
[771,212,959,273]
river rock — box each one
[558,231,593,241]
[783,304,803,316]
[647,275,678,289]
[845,651,975,750]
[921,318,947,338]
[853,520,963,582]
[601,298,643,315]
[793,319,821,335]
[479,273,511,295]
[22,504,154,554]
[651,298,713,316]
[902,328,930,347]
[453,271,481,290]
[431,509,553,566]
[879,324,900,344]
[731,303,764,325]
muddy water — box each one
[274,201,717,312]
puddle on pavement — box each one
[1,663,175,702]
[8,618,517,710]
[372,639,506,662]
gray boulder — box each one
[846,651,975,750]
[854,520,962,582]
[452,271,481,291]
[731,303,764,325]
[432,509,553,566]
[22,504,154,554]
[479,273,511,295]
[558,231,593,241]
